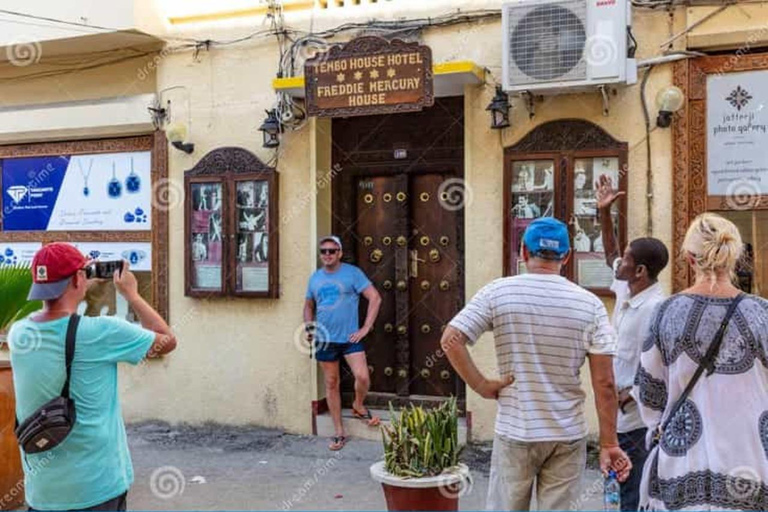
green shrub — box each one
[0,265,41,339]
[382,397,461,478]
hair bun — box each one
[716,230,733,246]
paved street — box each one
[126,422,605,511]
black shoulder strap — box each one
[61,314,80,399]
[661,293,745,432]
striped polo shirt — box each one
[450,273,616,442]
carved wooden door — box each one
[340,173,462,405]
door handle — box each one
[410,249,425,278]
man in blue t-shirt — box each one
[9,243,177,511]
[304,236,382,451]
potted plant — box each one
[370,397,471,512]
[0,264,40,511]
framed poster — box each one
[184,147,279,299]
[235,180,270,293]
[1,151,152,231]
[188,182,224,292]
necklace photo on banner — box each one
[125,157,141,194]
[78,158,94,197]
[108,162,122,199]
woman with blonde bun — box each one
[633,213,768,510]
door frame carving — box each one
[672,54,768,292]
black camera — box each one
[84,260,124,279]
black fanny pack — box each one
[15,314,79,454]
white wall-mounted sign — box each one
[707,70,768,197]
[71,242,152,272]
[2,151,152,231]
[0,242,42,266]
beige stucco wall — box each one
[3,1,765,440]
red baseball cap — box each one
[28,243,88,301]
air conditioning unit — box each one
[502,0,637,94]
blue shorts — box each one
[314,341,365,362]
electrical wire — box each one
[639,64,655,237]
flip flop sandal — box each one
[329,436,347,451]
[352,407,381,427]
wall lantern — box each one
[655,85,685,128]
[486,86,511,130]
[259,109,282,148]
[148,90,195,154]
[166,121,195,154]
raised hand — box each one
[595,174,625,211]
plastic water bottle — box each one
[604,470,621,511]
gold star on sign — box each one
[336,73,345,83]
[370,69,379,79]
[387,68,396,78]
[354,71,363,80]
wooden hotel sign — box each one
[305,37,434,117]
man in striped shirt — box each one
[442,217,631,511]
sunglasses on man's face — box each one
[319,248,339,255]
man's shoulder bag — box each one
[15,314,80,454]
[652,293,745,447]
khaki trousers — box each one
[486,434,587,511]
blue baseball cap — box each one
[523,217,570,259]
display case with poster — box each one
[507,159,555,275]
[571,157,621,290]
[184,147,279,298]
[188,182,224,293]
[235,180,270,293]
[503,120,627,295]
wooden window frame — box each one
[0,133,169,320]
[503,120,628,296]
[672,53,768,292]
[184,147,279,299]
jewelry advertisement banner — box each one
[1,151,152,231]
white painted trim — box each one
[0,94,157,144]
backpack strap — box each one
[61,314,80,399]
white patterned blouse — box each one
[633,293,768,511]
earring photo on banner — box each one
[108,161,123,199]
[125,157,141,194]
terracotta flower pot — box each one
[370,461,471,512]
[0,362,24,510]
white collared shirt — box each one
[610,258,666,433]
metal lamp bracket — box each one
[598,85,610,117]
[521,91,535,120]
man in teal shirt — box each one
[9,243,177,511]
[304,236,382,451]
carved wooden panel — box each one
[689,101,707,219]
[186,147,274,176]
[507,119,625,153]
[672,60,691,293]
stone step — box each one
[316,408,468,445]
